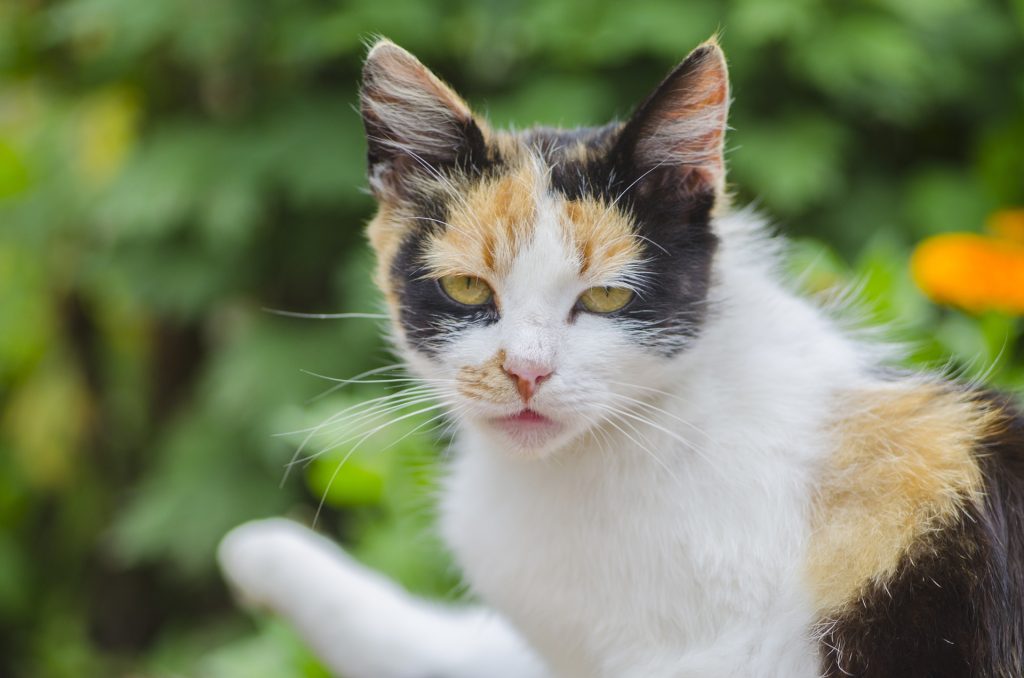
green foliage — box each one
[0,0,1021,675]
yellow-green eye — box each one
[579,286,633,314]
[440,275,494,306]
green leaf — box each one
[730,115,848,214]
[903,167,994,239]
[0,140,30,198]
[195,620,330,678]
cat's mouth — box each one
[489,408,563,445]
[500,409,551,424]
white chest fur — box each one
[443,425,819,677]
[441,259,864,678]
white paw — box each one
[217,518,329,609]
[216,519,547,678]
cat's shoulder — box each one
[811,379,1024,676]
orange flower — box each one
[911,232,1024,314]
[987,209,1024,244]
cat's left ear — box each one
[613,38,730,198]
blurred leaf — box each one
[31,614,108,678]
[0,140,30,198]
[785,237,850,295]
[788,15,934,120]
[0,238,53,381]
[485,75,615,127]
[273,0,441,66]
[196,620,329,678]
[46,0,179,62]
[109,411,296,577]
[73,87,140,187]
[978,118,1024,205]
[729,0,821,45]
[0,531,30,619]
[933,311,993,377]
[856,236,937,332]
[870,0,976,27]
[302,392,442,509]
[582,0,719,64]
[307,456,386,508]
[730,115,848,214]
[903,167,994,239]
[2,354,90,489]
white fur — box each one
[219,519,547,678]
[220,205,877,677]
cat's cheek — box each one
[397,320,497,383]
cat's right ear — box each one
[360,40,487,201]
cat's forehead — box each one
[517,124,621,168]
[420,132,642,285]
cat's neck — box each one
[662,211,868,464]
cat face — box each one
[360,39,729,457]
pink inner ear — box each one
[632,43,730,192]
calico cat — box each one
[218,38,1024,677]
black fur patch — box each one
[521,124,620,201]
[390,214,500,355]
[383,127,507,355]
[818,392,1024,677]
[524,126,719,356]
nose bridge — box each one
[503,308,558,364]
[500,313,558,403]
[497,206,572,369]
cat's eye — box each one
[440,275,494,306]
[578,286,634,314]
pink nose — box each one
[502,359,553,403]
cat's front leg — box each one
[218,519,549,678]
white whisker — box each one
[263,308,389,320]
[313,401,453,525]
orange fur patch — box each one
[808,383,1000,615]
[417,158,643,287]
[562,197,643,281]
[423,162,538,281]
[457,350,518,404]
[366,203,407,309]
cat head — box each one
[360,39,729,458]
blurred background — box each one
[1,0,1022,675]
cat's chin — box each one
[482,408,573,458]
